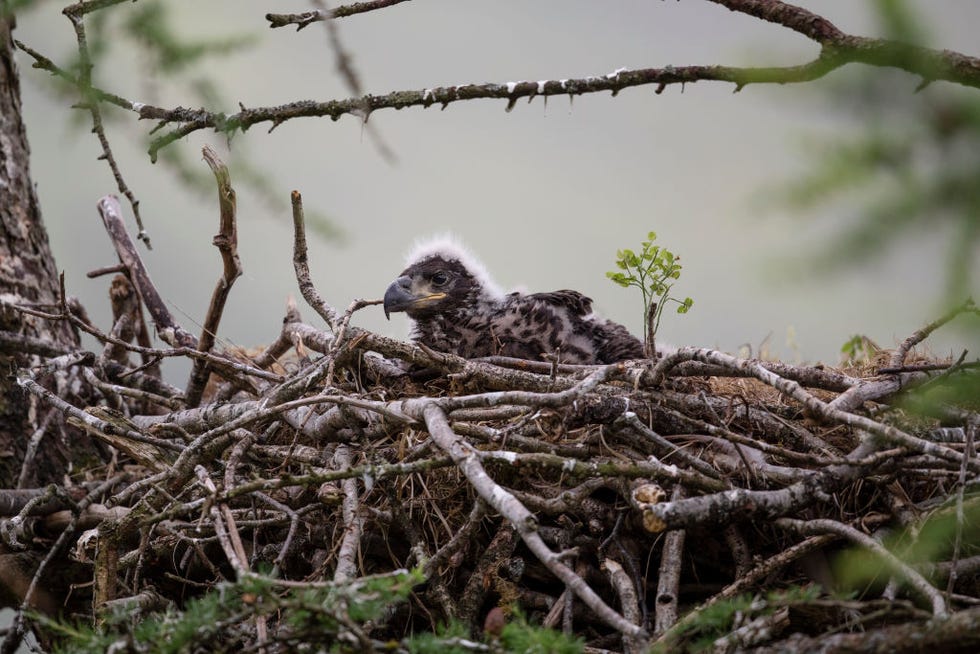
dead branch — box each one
[184,146,243,407]
[96,196,195,348]
[266,0,411,30]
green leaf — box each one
[609,233,693,340]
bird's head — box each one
[384,236,502,320]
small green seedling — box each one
[840,334,879,365]
[607,231,693,355]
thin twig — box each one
[889,298,977,368]
[266,0,411,29]
[185,146,243,407]
[65,14,150,248]
[290,190,341,329]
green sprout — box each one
[840,334,879,365]
[607,231,693,355]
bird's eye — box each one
[431,272,449,287]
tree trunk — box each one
[0,9,107,617]
[0,10,87,492]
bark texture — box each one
[0,13,80,490]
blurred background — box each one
[11,0,980,380]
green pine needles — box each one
[38,567,582,654]
[40,569,423,654]
[607,231,693,352]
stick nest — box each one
[2,190,978,654]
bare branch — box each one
[96,196,196,348]
[266,0,411,30]
[291,190,341,330]
[707,0,844,43]
[889,298,978,369]
[421,402,648,641]
[65,14,150,248]
[776,518,948,617]
[185,147,243,407]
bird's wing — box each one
[522,290,594,316]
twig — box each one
[97,196,194,347]
[889,298,977,368]
[17,375,182,472]
[619,412,725,481]
[946,422,977,598]
[707,0,843,43]
[65,13,150,248]
[254,492,301,577]
[310,0,397,163]
[16,409,57,489]
[185,146,243,407]
[644,301,657,360]
[62,0,132,19]
[654,486,686,635]
[604,559,643,653]
[745,604,980,654]
[332,444,364,582]
[290,190,341,329]
[776,518,947,617]
[266,0,411,29]
[421,403,647,640]
[0,475,120,654]
[653,347,975,470]
[424,499,487,577]
[635,440,879,532]
[654,533,835,648]
[325,298,383,386]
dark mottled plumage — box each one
[383,237,645,364]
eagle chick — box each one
[383,237,645,364]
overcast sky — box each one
[13,1,980,378]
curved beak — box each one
[383,276,415,320]
[383,275,448,319]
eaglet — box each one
[383,237,646,364]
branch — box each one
[185,147,243,407]
[62,0,132,19]
[0,476,120,654]
[420,403,647,641]
[776,518,947,617]
[309,0,396,163]
[707,0,843,43]
[635,440,879,532]
[889,298,978,369]
[332,444,364,583]
[749,604,980,654]
[266,0,411,30]
[96,195,197,348]
[653,487,686,635]
[16,2,980,165]
[65,12,150,248]
[653,347,975,471]
[291,190,341,330]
